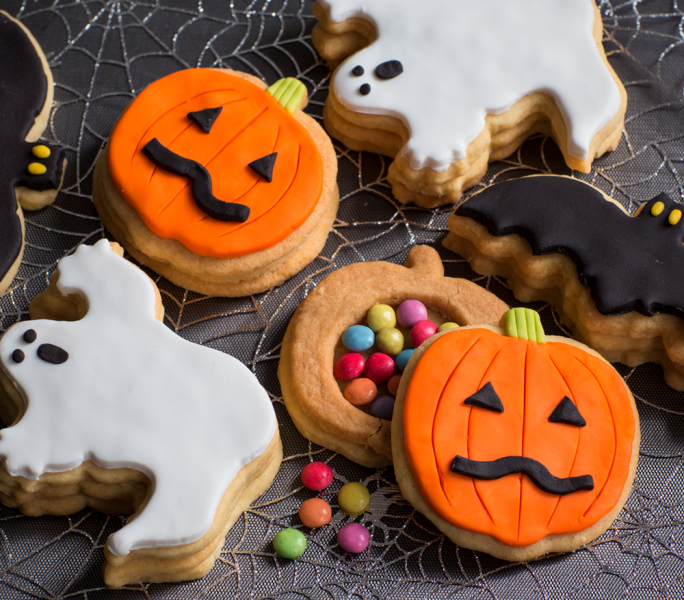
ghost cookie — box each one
[93,69,338,296]
[278,245,508,467]
[312,0,627,207]
[0,11,66,295]
[445,175,684,391]
[393,308,639,561]
[0,240,281,587]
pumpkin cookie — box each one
[0,11,66,295]
[393,308,639,561]
[312,0,626,207]
[444,175,684,391]
[94,69,338,296]
[278,245,508,467]
[0,240,281,587]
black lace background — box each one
[0,1,683,598]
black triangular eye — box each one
[187,107,223,134]
[549,396,586,427]
[249,153,278,183]
[464,382,503,413]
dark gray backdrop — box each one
[0,0,683,598]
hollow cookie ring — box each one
[278,245,508,467]
[312,0,627,207]
[392,308,639,561]
[93,68,338,296]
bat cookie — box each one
[0,11,66,296]
[0,240,281,587]
[393,308,639,561]
[444,175,684,391]
[93,69,338,296]
[278,245,508,467]
[312,0,626,207]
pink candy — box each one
[301,462,334,491]
[411,320,438,347]
[334,353,365,380]
[337,523,370,554]
[365,353,395,384]
[397,299,428,328]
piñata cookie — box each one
[445,175,684,391]
[312,0,626,207]
[393,308,639,561]
[93,69,338,296]
[0,240,281,587]
[278,245,508,467]
[0,11,66,295]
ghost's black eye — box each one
[248,153,278,183]
[548,396,586,427]
[187,107,223,134]
[352,65,364,76]
[23,329,37,343]
[464,382,503,413]
[375,60,403,80]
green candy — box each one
[367,304,397,332]
[376,327,404,356]
[437,322,459,333]
[273,528,307,559]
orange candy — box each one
[387,374,402,397]
[344,378,377,406]
[299,498,332,528]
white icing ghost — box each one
[320,0,622,171]
[0,240,277,556]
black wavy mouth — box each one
[451,456,594,496]
[143,138,251,223]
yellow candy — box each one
[32,145,51,159]
[376,327,404,356]
[338,482,370,515]
[28,162,47,175]
[367,304,396,332]
[669,209,682,225]
[437,322,459,333]
[650,201,664,216]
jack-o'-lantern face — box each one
[108,69,324,258]
[404,308,637,547]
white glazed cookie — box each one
[312,0,627,207]
[0,240,281,587]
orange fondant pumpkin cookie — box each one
[393,307,639,561]
[278,245,508,467]
[93,69,338,296]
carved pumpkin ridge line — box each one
[571,352,620,520]
[517,342,530,544]
[218,143,302,240]
[546,351,584,529]
[468,343,502,524]
[130,87,239,162]
[155,106,269,218]
[432,334,481,510]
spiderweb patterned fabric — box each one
[0,0,683,598]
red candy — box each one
[301,462,334,491]
[387,374,402,397]
[334,352,365,381]
[365,352,395,384]
[411,320,438,348]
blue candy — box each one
[369,395,395,421]
[395,349,414,371]
[342,325,375,352]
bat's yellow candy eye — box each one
[32,145,51,159]
[28,162,47,175]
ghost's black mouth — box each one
[143,138,252,223]
[451,456,594,496]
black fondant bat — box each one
[455,176,684,317]
[0,12,65,285]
